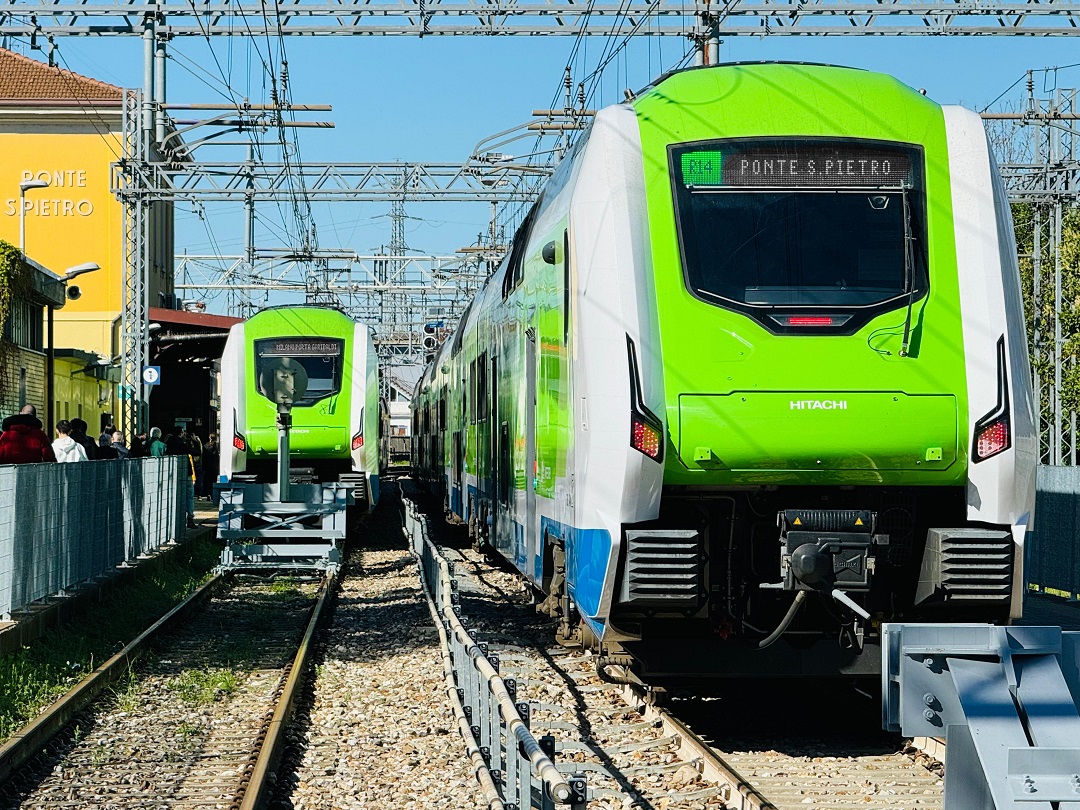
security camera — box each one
[66,285,82,301]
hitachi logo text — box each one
[790,400,848,410]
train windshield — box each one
[671,139,928,331]
[254,337,345,408]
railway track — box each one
[411,485,945,810]
[0,574,328,809]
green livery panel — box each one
[633,63,968,487]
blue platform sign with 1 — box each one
[142,365,161,386]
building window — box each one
[19,368,26,405]
[2,300,44,351]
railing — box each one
[0,457,187,620]
[402,498,588,810]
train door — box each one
[525,329,538,581]
[483,354,495,543]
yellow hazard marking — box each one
[793,517,802,525]
[855,517,864,526]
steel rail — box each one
[621,682,778,810]
[238,573,335,810]
[0,572,226,786]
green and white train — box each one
[219,305,383,513]
[412,63,1037,682]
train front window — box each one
[671,139,928,333]
[254,337,345,408]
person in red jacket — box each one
[0,405,57,464]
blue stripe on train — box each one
[540,516,612,620]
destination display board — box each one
[257,338,343,358]
[678,141,916,188]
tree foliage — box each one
[1013,203,1080,442]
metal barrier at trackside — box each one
[0,457,187,620]
[402,498,588,810]
[1028,465,1080,601]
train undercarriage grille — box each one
[915,528,1013,604]
[618,529,703,607]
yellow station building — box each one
[0,47,173,431]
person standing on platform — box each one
[53,420,89,462]
[184,450,197,529]
[111,432,130,460]
[0,404,56,464]
[201,433,220,498]
[188,431,204,500]
[69,418,97,460]
[129,431,148,458]
[148,427,167,457]
[95,435,119,460]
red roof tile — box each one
[0,46,122,104]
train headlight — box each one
[974,417,1010,461]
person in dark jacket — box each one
[98,423,116,446]
[95,435,119,460]
[201,433,220,498]
[69,418,97,460]
[110,432,130,460]
[130,431,148,458]
[0,405,56,464]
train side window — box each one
[502,203,539,299]
[477,352,488,423]
[469,359,478,423]
[439,397,446,431]
[562,228,571,344]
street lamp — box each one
[46,261,102,432]
[18,179,49,253]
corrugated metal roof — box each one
[0,46,122,103]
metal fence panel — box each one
[0,457,186,619]
[1028,465,1080,600]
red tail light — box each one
[232,433,246,452]
[974,417,1010,461]
[632,417,661,459]
[352,433,364,451]
[786,317,834,326]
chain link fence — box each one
[0,457,186,620]
[1028,465,1080,601]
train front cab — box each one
[602,83,1037,683]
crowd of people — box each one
[0,404,222,528]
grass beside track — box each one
[0,536,221,742]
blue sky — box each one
[38,31,1080,312]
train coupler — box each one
[777,509,889,621]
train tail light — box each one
[352,432,364,451]
[626,335,664,463]
[632,417,662,459]
[974,417,1010,461]
[233,432,247,452]
[972,336,1011,464]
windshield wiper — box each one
[898,184,917,357]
